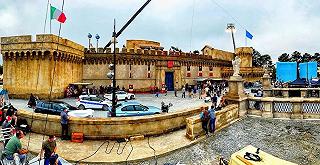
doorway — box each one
[165,72,174,91]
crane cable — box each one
[189,0,196,51]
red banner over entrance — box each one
[167,61,174,68]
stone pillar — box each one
[225,75,247,117]
[291,100,303,119]
[262,98,273,118]
[283,90,289,97]
[300,89,307,97]
[262,72,272,97]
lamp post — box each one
[95,34,100,53]
[111,19,117,117]
[88,33,92,52]
[226,23,236,53]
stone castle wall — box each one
[0,34,84,99]
[83,50,232,90]
[1,34,263,98]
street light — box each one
[110,19,117,117]
[95,34,100,53]
[226,23,236,53]
[88,33,92,52]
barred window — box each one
[129,64,132,78]
[209,66,213,71]
[147,65,151,78]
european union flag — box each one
[246,30,253,40]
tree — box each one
[313,53,320,67]
[278,53,290,62]
[260,54,273,68]
[252,49,273,67]
[252,49,262,67]
[302,53,312,63]
[291,51,302,62]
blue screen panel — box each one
[299,62,317,80]
[276,62,297,82]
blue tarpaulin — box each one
[299,62,317,80]
[276,62,297,82]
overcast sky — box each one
[1,0,320,63]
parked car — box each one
[107,101,161,117]
[104,91,135,101]
[76,95,112,110]
[68,109,94,118]
[34,100,93,117]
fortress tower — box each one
[0,34,84,99]
[235,47,253,68]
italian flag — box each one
[50,5,66,23]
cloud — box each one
[1,0,320,63]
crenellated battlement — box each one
[0,34,84,99]
[84,47,232,67]
[1,34,84,58]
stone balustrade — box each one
[247,97,320,119]
[17,106,204,140]
[185,104,239,140]
[264,88,320,98]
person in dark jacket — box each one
[60,109,69,140]
[200,108,209,136]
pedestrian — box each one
[181,86,186,98]
[198,86,202,99]
[188,87,192,98]
[60,108,69,140]
[40,135,62,165]
[200,108,209,136]
[4,130,28,165]
[208,106,216,133]
[211,94,218,108]
[174,88,177,97]
[193,86,197,98]
[164,85,168,96]
[155,87,160,97]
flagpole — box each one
[245,36,247,47]
[49,4,52,34]
[43,0,50,34]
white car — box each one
[68,109,94,118]
[76,95,112,110]
[104,91,135,101]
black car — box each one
[34,100,79,115]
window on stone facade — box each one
[129,64,132,78]
[199,66,202,72]
[209,66,213,71]
[187,72,191,77]
[147,65,151,78]
[187,65,190,71]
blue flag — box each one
[246,30,253,40]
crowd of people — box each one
[180,81,228,109]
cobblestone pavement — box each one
[10,91,210,118]
[134,117,320,165]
